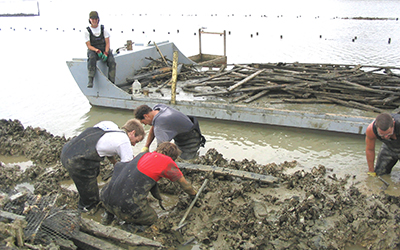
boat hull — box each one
[87,95,373,135]
[67,42,374,135]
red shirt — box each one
[137,152,183,182]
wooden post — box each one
[171,51,178,104]
[126,40,132,50]
[198,28,202,58]
[223,30,226,58]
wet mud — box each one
[1,119,400,249]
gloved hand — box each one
[102,51,108,62]
[96,49,103,58]
[367,171,377,177]
[141,146,149,153]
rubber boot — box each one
[108,68,116,84]
[88,77,94,88]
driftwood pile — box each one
[126,56,208,88]
[181,62,400,113]
[128,58,400,113]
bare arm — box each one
[145,126,156,148]
[106,156,117,165]
[176,176,197,196]
[365,123,377,173]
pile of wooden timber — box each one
[181,62,400,113]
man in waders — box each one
[365,112,400,176]
[85,11,116,88]
[61,119,144,212]
[134,104,206,160]
[100,142,197,226]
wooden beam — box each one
[153,42,169,67]
[71,231,126,250]
[177,163,279,184]
[80,218,163,248]
[227,69,266,92]
[243,90,270,103]
[0,210,25,221]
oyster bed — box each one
[0,119,399,249]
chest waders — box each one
[61,127,106,210]
[174,116,206,160]
[373,113,400,175]
[87,24,106,52]
[100,152,159,225]
[86,25,116,83]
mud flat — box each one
[1,119,400,249]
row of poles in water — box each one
[2,26,394,44]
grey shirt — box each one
[152,104,193,144]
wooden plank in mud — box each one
[177,163,279,184]
[80,218,163,248]
[0,210,25,221]
[71,231,125,250]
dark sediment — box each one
[0,119,399,249]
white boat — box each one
[66,41,375,135]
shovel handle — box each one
[177,179,208,227]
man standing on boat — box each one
[60,119,145,212]
[365,113,400,176]
[85,11,116,88]
[134,104,206,160]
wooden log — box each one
[282,98,333,104]
[71,231,126,250]
[366,96,400,106]
[193,84,284,97]
[189,67,241,85]
[126,67,172,83]
[348,100,386,113]
[268,94,295,99]
[320,96,385,113]
[194,80,234,87]
[243,90,270,103]
[0,210,26,221]
[285,90,312,99]
[233,64,260,72]
[231,71,250,78]
[193,90,229,96]
[153,42,169,67]
[393,106,400,113]
[227,69,266,92]
[341,80,400,96]
[371,85,400,91]
[230,92,256,103]
[80,218,163,248]
[177,163,279,184]
[240,84,285,92]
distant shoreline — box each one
[341,16,398,20]
[0,13,39,17]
